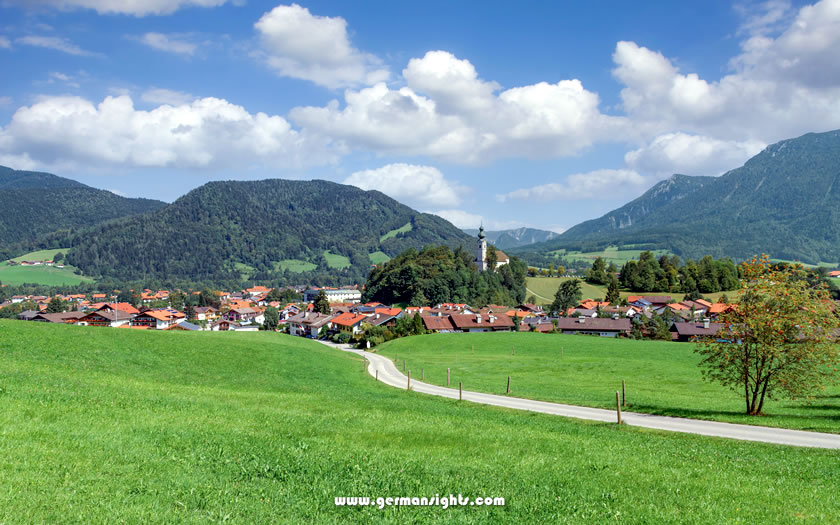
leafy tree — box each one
[526,294,537,305]
[314,290,331,314]
[45,296,66,313]
[266,287,302,304]
[556,265,565,276]
[585,257,609,285]
[551,279,582,316]
[605,274,621,304]
[185,302,195,321]
[695,256,840,415]
[53,252,64,263]
[263,306,279,330]
[486,244,498,271]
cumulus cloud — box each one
[625,133,766,177]
[291,50,628,163]
[16,35,98,56]
[344,163,463,207]
[141,88,195,106]
[0,95,334,172]
[4,0,232,16]
[430,209,526,231]
[254,4,389,88]
[497,169,648,202]
[138,32,198,56]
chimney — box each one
[703,318,710,329]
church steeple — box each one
[476,224,488,271]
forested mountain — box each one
[0,166,166,254]
[517,129,840,264]
[66,179,473,285]
[462,227,560,249]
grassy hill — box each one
[2,321,838,522]
[0,248,94,286]
[525,276,731,304]
[378,333,840,433]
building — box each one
[330,312,368,335]
[670,321,723,342]
[79,310,131,328]
[449,313,515,332]
[303,287,362,304]
[193,306,219,321]
[130,309,185,330]
[474,226,509,272]
[286,312,335,338]
[553,317,632,337]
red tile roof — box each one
[330,312,368,327]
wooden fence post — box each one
[616,391,622,424]
[407,370,411,391]
[447,368,450,386]
[375,369,378,382]
[506,376,511,394]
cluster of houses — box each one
[6,258,65,268]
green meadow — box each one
[378,332,840,434]
[546,246,672,266]
[379,222,413,242]
[0,249,93,286]
[1,321,839,523]
[323,250,351,269]
[526,276,732,304]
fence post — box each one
[622,380,626,407]
[375,369,378,382]
[447,368,450,386]
[459,381,462,401]
[615,391,622,424]
[506,376,511,394]
[422,367,424,381]
[407,370,411,391]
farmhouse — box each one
[449,313,515,332]
[553,317,632,337]
[330,312,368,335]
[669,321,723,342]
[79,310,131,328]
[287,312,335,338]
[193,306,219,321]
[131,309,185,330]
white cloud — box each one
[5,0,232,16]
[16,35,98,56]
[291,50,628,163]
[0,36,10,49]
[141,88,195,106]
[625,133,766,177]
[47,71,81,88]
[430,209,526,231]
[344,163,463,207]
[735,0,794,37]
[108,188,125,196]
[498,169,648,202]
[0,95,334,172]
[254,4,389,88]
[138,32,198,56]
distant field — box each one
[379,332,840,433]
[770,258,838,268]
[379,222,412,242]
[368,251,391,265]
[233,261,255,280]
[274,258,317,273]
[832,277,840,288]
[9,248,67,263]
[323,250,351,269]
[526,276,734,305]
[1,248,93,286]
[547,246,671,265]
[2,321,840,523]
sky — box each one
[1,0,839,233]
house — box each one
[829,270,840,278]
[286,312,335,338]
[579,300,610,310]
[366,312,398,328]
[31,311,87,324]
[708,303,736,319]
[303,287,362,304]
[571,308,598,318]
[330,312,368,335]
[210,319,259,332]
[449,313,515,332]
[245,285,271,297]
[79,310,131,328]
[17,310,42,321]
[518,303,544,315]
[11,295,27,304]
[422,316,455,333]
[130,309,185,330]
[97,302,140,316]
[670,321,723,342]
[193,306,220,321]
[225,307,261,324]
[167,321,202,331]
[553,317,632,337]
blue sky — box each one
[2,0,839,233]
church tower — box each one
[476,225,488,272]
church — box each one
[475,226,509,271]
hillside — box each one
[66,179,473,285]
[0,165,166,253]
[517,130,840,264]
[462,227,559,249]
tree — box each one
[45,296,66,313]
[263,306,279,330]
[605,274,621,304]
[486,244,498,271]
[169,291,186,312]
[551,279,582,316]
[695,256,840,415]
[585,257,608,285]
[526,294,537,305]
[314,290,331,314]
[53,252,64,263]
[556,265,565,277]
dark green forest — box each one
[363,245,528,307]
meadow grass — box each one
[0,262,93,286]
[323,250,351,269]
[1,321,839,523]
[274,258,317,273]
[379,222,412,242]
[546,246,671,266]
[369,251,391,265]
[9,248,68,263]
[378,332,840,433]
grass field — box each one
[368,251,391,265]
[1,321,839,523]
[323,250,351,269]
[526,276,732,305]
[546,246,671,266]
[378,333,840,434]
[1,249,93,286]
[274,258,317,273]
[379,222,412,242]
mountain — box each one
[0,166,166,251]
[517,129,840,264]
[462,227,560,249]
[66,179,474,285]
